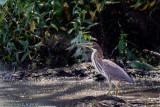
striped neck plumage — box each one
[91,47,103,59]
[91,48,109,80]
[91,49,103,74]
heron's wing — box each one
[102,59,134,84]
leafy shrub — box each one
[0,0,69,66]
[0,0,159,68]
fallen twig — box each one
[143,49,160,59]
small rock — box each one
[62,67,72,73]
[46,69,55,75]
[31,73,39,77]
[55,70,72,77]
[12,71,25,79]
[37,72,43,76]
[72,70,87,77]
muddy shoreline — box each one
[1,62,159,81]
[0,62,160,107]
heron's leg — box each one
[107,85,112,95]
[106,81,112,95]
[116,87,118,97]
[113,82,119,97]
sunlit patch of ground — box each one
[0,62,160,106]
[0,76,160,107]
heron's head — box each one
[76,42,103,58]
[76,42,99,50]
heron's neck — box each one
[91,49,103,67]
[91,48,103,59]
[91,49,103,74]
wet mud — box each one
[0,62,160,107]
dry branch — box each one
[143,49,160,59]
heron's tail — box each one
[129,77,135,85]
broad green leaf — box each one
[130,0,141,8]
[126,49,137,60]
[77,17,81,24]
[118,39,124,53]
[77,31,82,42]
[130,61,158,71]
[0,0,8,6]
[30,21,36,32]
[20,50,29,63]
[39,21,46,28]
[51,23,58,31]
[53,8,62,15]
[18,40,29,51]
[12,62,18,66]
[141,4,148,10]
[83,33,91,40]
[150,0,156,7]
[2,55,10,60]
[68,28,75,34]
[31,42,44,50]
[90,0,98,3]
[46,18,51,22]
[3,34,6,43]
[105,1,120,4]
[86,23,98,30]
[83,19,93,24]
[142,62,158,71]
[99,0,106,9]
[83,33,96,41]
[71,36,79,44]
[82,10,87,14]
[42,12,49,18]
[24,41,29,51]
[73,47,81,58]
[8,42,16,50]
[89,10,95,19]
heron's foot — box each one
[106,88,112,96]
[106,87,119,97]
[106,90,112,96]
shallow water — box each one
[0,76,160,107]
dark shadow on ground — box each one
[0,79,132,107]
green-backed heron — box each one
[76,42,135,96]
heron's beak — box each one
[76,43,92,47]
[66,43,92,50]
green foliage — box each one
[68,1,98,43]
[68,1,98,61]
[111,31,137,60]
[0,0,100,66]
[130,0,158,10]
[112,31,159,70]
[0,0,159,69]
[0,0,67,66]
[130,61,158,71]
